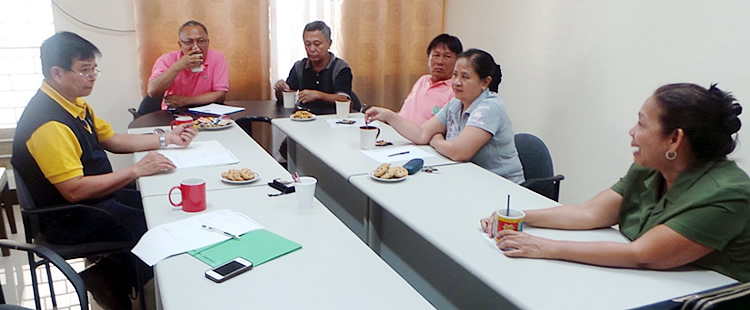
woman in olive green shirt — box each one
[481,83,750,282]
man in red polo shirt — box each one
[148,20,229,110]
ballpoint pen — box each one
[201,225,240,240]
[387,151,410,157]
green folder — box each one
[189,229,302,267]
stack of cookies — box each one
[221,168,256,181]
[292,110,314,119]
[372,163,408,180]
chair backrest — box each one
[515,133,554,178]
[12,172,40,244]
[514,133,560,200]
[134,95,163,118]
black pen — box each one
[387,151,410,157]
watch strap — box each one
[153,129,167,148]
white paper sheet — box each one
[188,103,245,115]
[361,145,435,163]
[132,209,263,266]
[157,140,239,169]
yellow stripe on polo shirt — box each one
[40,81,115,142]
[26,82,116,184]
[26,121,85,184]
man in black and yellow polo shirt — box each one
[12,31,198,309]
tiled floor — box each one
[0,204,101,309]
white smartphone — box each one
[205,257,253,283]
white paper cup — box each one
[359,126,380,150]
[191,54,204,72]
[282,91,297,108]
[335,100,350,119]
[295,176,317,208]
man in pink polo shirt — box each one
[148,20,229,110]
[398,34,463,125]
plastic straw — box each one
[292,172,301,183]
[506,194,511,216]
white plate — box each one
[290,114,317,121]
[221,172,261,184]
[199,120,235,130]
[368,171,406,182]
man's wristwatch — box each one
[154,128,167,148]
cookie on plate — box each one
[374,163,390,177]
[292,110,313,119]
[380,167,396,179]
[222,169,243,181]
[222,168,256,181]
[393,166,408,179]
[239,168,255,180]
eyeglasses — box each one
[71,68,101,79]
[179,38,208,46]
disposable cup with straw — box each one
[493,194,525,239]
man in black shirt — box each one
[274,20,360,114]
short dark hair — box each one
[179,20,209,37]
[40,32,101,79]
[303,20,331,42]
[426,34,463,56]
[654,83,742,160]
[457,48,502,92]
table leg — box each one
[0,198,9,256]
[1,183,15,234]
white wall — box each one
[52,0,140,170]
[445,0,750,204]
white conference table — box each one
[131,123,433,309]
[273,114,458,241]
[350,163,737,309]
[273,116,737,309]
[274,113,456,176]
[128,125,289,198]
[141,187,433,309]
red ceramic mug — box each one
[168,177,206,212]
[171,116,194,129]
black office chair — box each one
[235,116,272,138]
[349,91,362,112]
[13,173,144,310]
[128,95,163,120]
[514,133,565,201]
[0,240,88,310]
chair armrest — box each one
[128,108,139,120]
[23,203,137,239]
[521,174,565,188]
[0,239,88,307]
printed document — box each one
[132,209,262,266]
[188,103,245,115]
[157,140,239,169]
